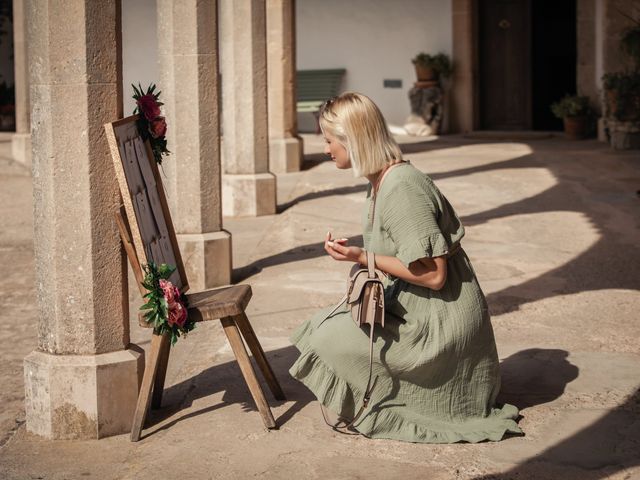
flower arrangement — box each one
[132,83,170,165]
[140,262,194,345]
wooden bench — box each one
[104,115,285,441]
[297,68,346,131]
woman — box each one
[289,92,521,443]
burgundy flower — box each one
[168,302,187,327]
[137,94,161,121]
[149,117,167,139]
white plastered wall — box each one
[296,0,452,127]
[122,0,159,116]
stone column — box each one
[11,0,31,167]
[450,0,477,133]
[266,0,302,173]
[220,0,277,217]
[23,0,143,439]
[157,0,232,288]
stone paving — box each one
[0,133,639,479]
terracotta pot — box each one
[563,116,588,140]
[415,64,438,82]
[606,89,640,121]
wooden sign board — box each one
[104,115,189,293]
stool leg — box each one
[151,336,171,409]
[131,332,169,441]
[221,316,277,429]
[234,313,286,401]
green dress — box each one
[289,162,521,443]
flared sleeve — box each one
[381,180,450,267]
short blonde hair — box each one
[319,92,403,177]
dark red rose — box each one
[137,94,161,121]
[149,117,167,139]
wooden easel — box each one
[105,115,285,441]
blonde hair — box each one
[319,92,403,177]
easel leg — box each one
[130,332,170,442]
[151,337,171,409]
[233,313,286,401]
[220,316,277,429]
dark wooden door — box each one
[479,0,532,130]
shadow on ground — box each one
[141,345,313,440]
[475,386,640,479]
[233,236,364,282]
[274,141,640,316]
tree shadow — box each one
[141,345,314,439]
[421,148,640,314]
[474,386,640,479]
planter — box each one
[563,116,588,140]
[414,64,438,82]
[606,119,640,150]
[605,89,640,121]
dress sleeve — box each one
[381,181,450,267]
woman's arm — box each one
[324,233,447,290]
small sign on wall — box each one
[383,79,403,88]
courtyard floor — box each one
[0,132,639,479]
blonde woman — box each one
[289,92,521,443]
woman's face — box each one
[323,132,351,169]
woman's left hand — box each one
[324,232,366,264]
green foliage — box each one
[412,52,453,78]
[132,83,170,165]
[550,95,592,119]
[140,262,194,346]
[602,71,640,120]
[621,26,640,69]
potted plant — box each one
[550,95,593,140]
[603,72,640,121]
[601,11,640,149]
[411,53,453,83]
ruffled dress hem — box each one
[289,320,523,444]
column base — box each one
[222,172,277,217]
[178,230,232,289]
[11,132,32,168]
[24,347,144,439]
[269,136,303,173]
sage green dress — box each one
[289,162,521,443]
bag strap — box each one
[321,252,381,433]
[366,250,375,278]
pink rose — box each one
[168,302,187,327]
[159,279,175,304]
[137,94,161,121]
[149,117,167,139]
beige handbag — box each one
[319,250,385,431]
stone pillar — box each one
[450,0,477,133]
[24,0,143,439]
[266,0,302,173]
[220,0,277,217]
[157,0,232,288]
[11,0,31,167]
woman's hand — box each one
[324,232,366,264]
